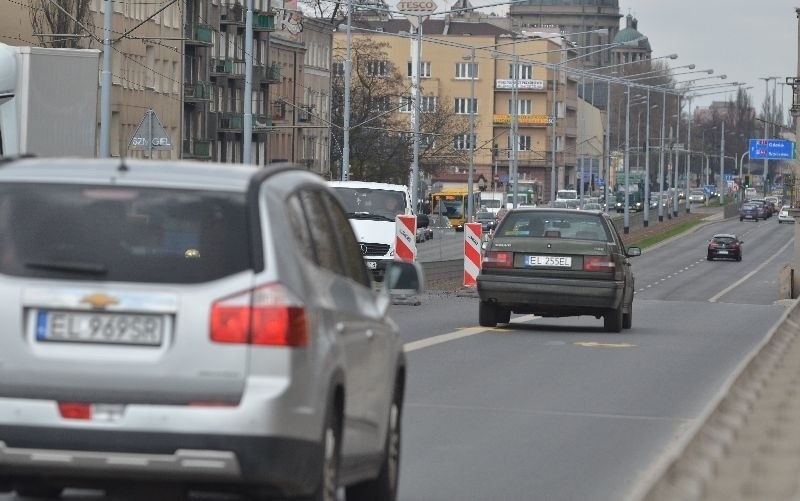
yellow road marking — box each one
[574,341,636,348]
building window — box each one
[371,96,391,111]
[407,61,431,78]
[508,99,532,115]
[509,63,532,79]
[509,135,532,151]
[455,62,477,79]
[332,60,344,76]
[454,98,477,114]
[401,96,437,113]
[454,134,476,150]
[367,60,390,77]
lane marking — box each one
[403,314,539,352]
[574,341,636,348]
[709,237,794,303]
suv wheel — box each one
[347,387,402,501]
[479,301,498,327]
[301,405,342,501]
[603,307,623,333]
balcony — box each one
[183,81,212,103]
[253,13,275,31]
[218,113,244,132]
[297,106,312,123]
[253,114,273,130]
[220,3,244,25]
[210,58,245,79]
[261,63,281,84]
[182,139,212,159]
[185,24,214,46]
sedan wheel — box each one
[479,301,498,327]
[301,409,341,501]
[603,307,623,333]
[496,308,511,325]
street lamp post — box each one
[685,95,692,213]
[623,82,631,234]
[673,94,681,217]
[719,120,725,205]
[466,47,476,220]
[658,90,666,222]
[644,89,653,227]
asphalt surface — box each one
[3,206,797,501]
[638,213,800,500]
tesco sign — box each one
[395,0,438,25]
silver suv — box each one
[0,158,420,500]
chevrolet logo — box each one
[80,293,120,310]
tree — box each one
[30,0,94,48]
[330,36,469,183]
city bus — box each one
[430,188,481,231]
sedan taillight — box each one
[483,251,514,268]
[211,284,308,347]
[584,255,615,272]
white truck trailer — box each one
[0,43,100,157]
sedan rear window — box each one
[498,211,610,241]
[0,183,250,283]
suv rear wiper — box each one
[25,259,108,275]
[346,212,394,222]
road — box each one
[2,217,793,500]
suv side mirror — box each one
[627,247,641,257]
[417,213,430,228]
[384,260,424,294]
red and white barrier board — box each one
[395,215,417,262]
[463,222,482,287]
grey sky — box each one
[467,0,798,116]
[618,0,796,114]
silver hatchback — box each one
[0,158,420,500]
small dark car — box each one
[707,233,743,261]
[477,208,641,332]
[739,203,760,221]
[475,210,498,232]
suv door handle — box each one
[365,329,374,340]
[335,322,345,333]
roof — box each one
[612,14,651,51]
[328,181,410,192]
[353,19,512,36]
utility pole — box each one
[99,0,112,157]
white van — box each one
[328,181,412,281]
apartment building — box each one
[334,18,581,195]
[1,0,330,168]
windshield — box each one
[331,187,407,220]
[483,199,503,209]
[432,196,464,218]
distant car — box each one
[475,210,498,232]
[477,208,641,332]
[688,190,706,203]
[765,196,780,210]
[778,205,795,224]
[707,233,743,261]
[582,202,603,210]
[740,203,761,221]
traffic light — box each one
[744,175,750,188]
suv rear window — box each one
[0,183,250,283]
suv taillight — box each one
[211,284,308,346]
[483,251,514,268]
[584,255,615,272]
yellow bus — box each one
[430,188,481,231]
